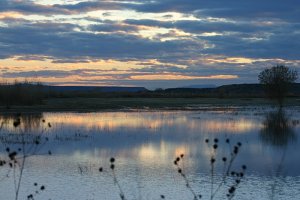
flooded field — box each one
[0,107,299,200]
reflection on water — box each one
[0,112,44,131]
[37,112,259,134]
[260,109,296,147]
[0,113,48,145]
[260,109,298,199]
[0,108,299,200]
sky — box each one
[0,0,299,89]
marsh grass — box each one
[173,138,247,200]
[98,158,127,200]
[0,81,45,107]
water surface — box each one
[0,107,299,200]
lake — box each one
[0,106,299,200]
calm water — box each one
[0,107,300,200]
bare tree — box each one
[258,65,298,107]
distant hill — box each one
[164,83,300,97]
[180,84,216,89]
[1,83,299,102]
[42,83,300,98]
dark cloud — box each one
[0,21,202,62]
[89,23,140,33]
[124,19,279,34]
[2,0,299,23]
[1,68,130,78]
[53,1,128,13]
[128,0,300,21]
[200,31,300,60]
[2,70,72,78]
[195,2,300,22]
[0,0,299,86]
[0,0,72,15]
[123,16,300,61]
[0,0,141,15]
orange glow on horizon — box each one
[131,74,238,80]
[0,57,239,83]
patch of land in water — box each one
[0,97,300,113]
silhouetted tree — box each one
[258,65,298,107]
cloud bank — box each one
[0,0,299,88]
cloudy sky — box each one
[0,0,299,89]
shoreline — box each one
[0,97,299,113]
